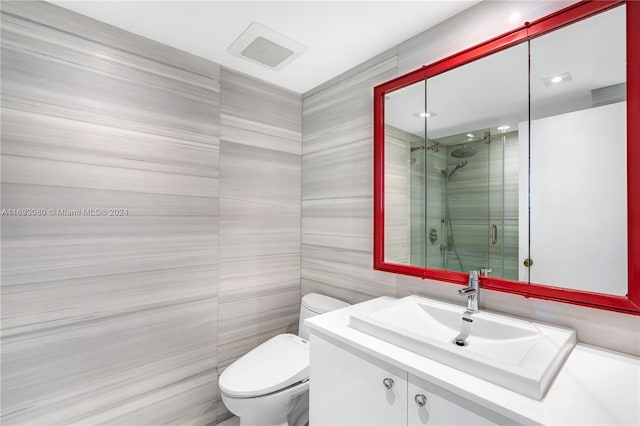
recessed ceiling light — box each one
[543,72,572,86]
[497,125,510,132]
[414,111,437,118]
[509,12,522,23]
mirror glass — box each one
[527,5,627,295]
[384,79,426,265]
[383,4,627,295]
[384,44,528,281]
[424,43,528,280]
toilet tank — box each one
[298,293,350,340]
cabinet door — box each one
[310,332,408,426]
[408,374,514,425]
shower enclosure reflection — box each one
[406,128,519,280]
[384,41,528,282]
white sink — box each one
[349,295,576,399]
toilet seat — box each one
[219,334,310,398]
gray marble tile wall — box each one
[1,2,220,424]
[302,48,398,304]
[3,4,640,426]
[217,69,302,422]
[1,2,301,425]
[301,0,640,356]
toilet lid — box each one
[219,334,310,398]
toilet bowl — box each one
[219,293,350,426]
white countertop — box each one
[306,296,640,425]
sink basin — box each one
[349,295,576,399]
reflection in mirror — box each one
[527,5,627,295]
[426,42,528,280]
[384,80,426,265]
[384,43,528,280]
[376,1,638,312]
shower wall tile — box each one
[439,134,519,278]
[1,1,220,425]
[424,149,448,269]
[218,68,301,422]
[445,141,490,273]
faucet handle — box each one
[458,287,476,296]
[479,268,492,276]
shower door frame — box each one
[373,0,640,314]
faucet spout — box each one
[453,310,474,347]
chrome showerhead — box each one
[450,146,478,158]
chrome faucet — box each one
[454,269,490,347]
[458,269,481,312]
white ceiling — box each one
[49,0,479,93]
[385,4,626,140]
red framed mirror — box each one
[373,0,640,314]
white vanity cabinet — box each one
[407,374,514,425]
[311,332,514,426]
[310,332,408,425]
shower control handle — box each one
[429,228,438,243]
[490,224,498,245]
[382,378,394,390]
[415,394,427,407]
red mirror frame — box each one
[373,0,640,315]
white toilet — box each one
[219,293,350,426]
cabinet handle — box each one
[382,378,394,389]
[414,394,427,407]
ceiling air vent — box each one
[228,22,306,70]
